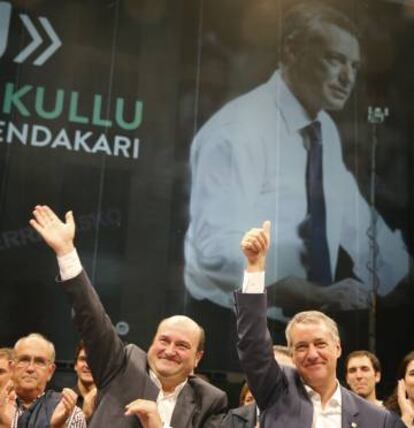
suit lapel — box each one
[142,375,159,401]
[170,383,196,428]
[341,386,359,428]
[142,360,159,401]
[294,372,314,428]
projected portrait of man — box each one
[184,1,409,321]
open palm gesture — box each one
[30,205,75,256]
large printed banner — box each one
[0,0,413,373]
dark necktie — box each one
[303,121,332,285]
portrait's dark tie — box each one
[303,121,332,285]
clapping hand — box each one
[398,379,414,427]
[50,388,78,428]
[0,381,16,428]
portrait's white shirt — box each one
[185,70,409,320]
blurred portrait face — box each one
[74,348,94,387]
[0,357,12,389]
[147,317,203,388]
[288,22,360,116]
[12,337,55,400]
[346,355,380,399]
[404,359,414,401]
[291,321,341,391]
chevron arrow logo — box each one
[0,2,12,58]
[14,14,62,66]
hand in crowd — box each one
[51,388,78,428]
[82,386,97,421]
[30,205,75,256]
[240,220,271,271]
[0,381,16,428]
[124,399,163,428]
[398,379,414,427]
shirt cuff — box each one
[57,248,82,281]
[242,271,265,293]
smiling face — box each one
[147,316,203,391]
[12,337,55,402]
[291,321,341,393]
[74,348,94,387]
[285,22,360,117]
[346,355,380,400]
[404,359,414,402]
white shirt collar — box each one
[304,380,342,409]
[270,70,324,134]
[149,369,188,398]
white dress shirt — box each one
[149,370,187,427]
[185,69,409,321]
[305,383,342,428]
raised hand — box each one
[0,381,16,428]
[124,399,162,428]
[50,388,78,428]
[240,221,271,271]
[30,205,75,256]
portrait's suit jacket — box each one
[61,270,227,428]
[234,291,404,428]
[221,403,257,428]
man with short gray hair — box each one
[0,333,86,428]
[285,311,340,347]
[234,221,404,427]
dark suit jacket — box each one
[61,270,227,428]
[221,404,257,428]
[234,291,404,428]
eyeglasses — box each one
[15,355,51,369]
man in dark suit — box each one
[235,220,404,427]
[30,205,227,428]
